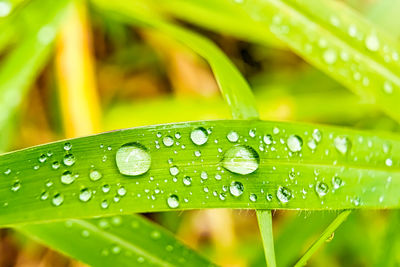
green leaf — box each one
[239,0,400,123]
[1,120,400,226]
[17,214,215,266]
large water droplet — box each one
[167,195,180,208]
[190,127,209,145]
[277,186,292,203]
[334,136,351,155]
[169,166,179,176]
[229,181,244,197]
[287,135,303,152]
[222,145,260,175]
[116,143,151,176]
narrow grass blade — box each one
[240,0,400,123]
[17,214,215,266]
[294,210,351,266]
[1,120,400,226]
[0,0,69,134]
[256,210,276,267]
[91,0,259,120]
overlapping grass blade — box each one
[238,0,400,123]
[18,214,215,266]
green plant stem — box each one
[294,210,351,267]
[256,210,276,267]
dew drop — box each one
[332,176,343,189]
[64,142,72,151]
[385,158,393,167]
[117,186,127,196]
[190,127,209,145]
[101,200,109,209]
[276,186,292,203]
[249,193,257,202]
[52,161,60,170]
[63,154,76,166]
[11,180,21,192]
[38,154,47,163]
[287,135,303,152]
[102,184,110,193]
[52,193,64,206]
[312,129,322,142]
[229,181,244,197]
[116,143,151,176]
[334,136,351,155]
[61,171,76,185]
[183,176,192,186]
[249,129,256,138]
[221,145,260,175]
[315,182,329,197]
[227,131,239,143]
[162,136,174,147]
[89,169,102,181]
[167,194,180,209]
[79,188,92,202]
[365,33,380,51]
[263,134,273,145]
[169,166,179,176]
[200,171,208,180]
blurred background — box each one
[0,0,399,266]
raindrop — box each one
[101,200,109,209]
[52,193,64,206]
[162,136,174,147]
[102,184,110,193]
[52,161,60,170]
[229,181,244,197]
[332,176,343,189]
[334,136,351,155]
[200,171,208,180]
[38,154,47,163]
[40,191,49,200]
[183,176,192,186]
[64,142,72,151]
[79,188,92,202]
[11,180,21,192]
[276,186,292,203]
[263,134,273,145]
[315,182,329,197]
[287,135,303,152]
[89,169,102,181]
[221,145,260,175]
[169,166,179,176]
[190,127,209,145]
[249,129,256,138]
[312,129,322,142]
[249,193,257,202]
[266,193,273,202]
[117,186,127,196]
[61,171,76,185]
[167,195,180,209]
[63,154,76,166]
[365,33,380,51]
[227,131,239,143]
[116,143,151,176]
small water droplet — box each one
[162,136,174,147]
[334,136,351,155]
[277,186,292,203]
[332,176,343,189]
[52,161,60,170]
[101,200,109,209]
[89,169,102,181]
[312,129,322,142]
[249,129,256,138]
[249,193,257,202]
[229,181,244,197]
[169,166,179,176]
[40,191,49,200]
[190,127,209,145]
[167,194,180,208]
[323,49,337,64]
[222,145,260,175]
[64,142,72,151]
[63,154,76,166]
[11,180,21,192]
[227,131,239,143]
[287,135,303,152]
[200,171,208,180]
[102,184,110,193]
[263,134,273,145]
[61,171,76,185]
[183,176,192,186]
[117,186,127,196]
[79,188,92,202]
[38,154,47,163]
[52,193,64,206]
[315,182,329,197]
[383,81,393,94]
[365,33,380,51]
[385,158,393,167]
[116,143,151,176]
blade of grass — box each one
[91,0,259,120]
[239,0,400,124]
[256,210,276,267]
[294,210,351,267]
[1,120,400,226]
[17,214,215,266]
